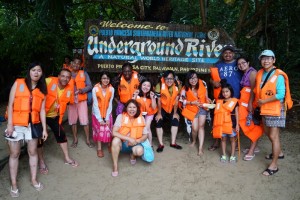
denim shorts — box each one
[222,130,237,138]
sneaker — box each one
[230,156,237,163]
[220,155,227,163]
[170,143,182,150]
[156,145,164,153]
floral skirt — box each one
[92,114,113,143]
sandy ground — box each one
[0,119,299,200]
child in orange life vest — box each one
[132,79,157,146]
[213,82,239,163]
[92,72,115,158]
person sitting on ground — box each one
[5,61,48,197]
[154,70,182,153]
[111,99,148,177]
[37,69,79,174]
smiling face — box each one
[30,65,43,83]
[260,56,276,71]
[100,74,110,86]
[222,50,235,63]
[237,58,250,72]
[72,58,81,72]
[221,87,231,99]
[188,73,198,87]
[164,73,175,87]
[141,81,151,94]
[58,70,71,88]
[126,102,138,117]
[122,66,133,81]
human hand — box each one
[6,124,14,136]
[150,91,155,99]
[128,137,137,146]
[155,113,162,122]
[257,99,265,107]
[212,81,221,88]
[173,113,179,120]
[42,130,48,141]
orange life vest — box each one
[69,70,87,102]
[213,98,238,138]
[160,78,179,113]
[118,113,145,139]
[94,83,113,119]
[118,71,140,103]
[238,87,263,142]
[210,66,221,100]
[181,80,207,121]
[255,68,293,116]
[136,96,158,115]
[12,79,45,126]
[45,77,73,124]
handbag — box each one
[140,139,154,163]
[31,122,43,139]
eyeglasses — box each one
[101,77,109,80]
[261,57,273,61]
[189,76,198,80]
[237,61,247,67]
[165,78,174,81]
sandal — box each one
[97,150,104,158]
[230,156,237,163]
[242,147,260,154]
[243,154,255,161]
[265,153,284,160]
[208,144,219,151]
[32,182,44,191]
[111,171,119,177]
[10,187,19,198]
[156,145,164,153]
[170,143,182,150]
[262,168,279,176]
[64,159,79,167]
[86,142,95,148]
[71,141,78,148]
[39,165,49,175]
[220,155,227,163]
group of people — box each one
[4,47,292,197]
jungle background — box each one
[0,0,299,102]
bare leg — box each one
[156,127,164,146]
[59,142,73,162]
[245,141,257,157]
[27,139,39,186]
[71,124,78,144]
[171,126,178,145]
[111,137,121,172]
[8,141,21,191]
[190,118,198,147]
[198,115,206,156]
[230,137,236,157]
[221,137,227,156]
[267,127,281,170]
[97,141,102,150]
[145,117,153,146]
[83,125,91,144]
[37,146,48,174]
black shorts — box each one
[47,116,68,143]
[155,109,179,128]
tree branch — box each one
[232,0,249,40]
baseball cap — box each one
[258,50,275,60]
[221,45,235,53]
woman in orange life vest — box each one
[5,62,48,197]
[180,70,211,156]
[92,72,115,158]
[213,81,239,163]
[154,70,182,153]
[237,56,263,161]
[132,79,158,146]
[255,50,293,176]
[111,99,148,177]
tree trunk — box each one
[145,0,172,22]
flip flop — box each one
[243,154,255,161]
[265,153,284,160]
[86,142,95,148]
[262,168,279,176]
[10,187,19,198]
[71,141,78,148]
[242,147,260,154]
[39,165,49,175]
[111,171,119,177]
[32,182,44,191]
[64,159,79,167]
[97,150,104,158]
[208,145,219,151]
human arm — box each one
[235,105,239,133]
[150,91,157,109]
[78,72,92,94]
[248,70,257,112]
[92,87,103,123]
[40,98,48,141]
[172,96,180,120]
[105,87,115,124]
[154,83,162,121]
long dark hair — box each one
[25,61,47,95]
[184,70,199,91]
[122,99,141,118]
[138,79,153,99]
[218,79,234,99]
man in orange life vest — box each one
[37,69,79,173]
[255,50,293,176]
[209,45,243,151]
[68,57,93,148]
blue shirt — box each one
[216,60,243,98]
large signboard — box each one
[85,20,234,74]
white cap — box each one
[258,50,275,60]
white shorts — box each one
[5,125,33,142]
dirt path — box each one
[0,122,299,200]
